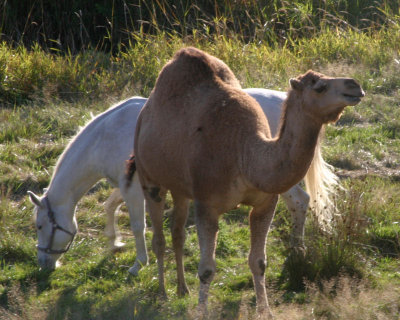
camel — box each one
[134,47,364,318]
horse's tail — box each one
[125,154,136,188]
[304,127,341,229]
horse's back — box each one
[75,96,146,186]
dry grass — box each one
[273,277,400,320]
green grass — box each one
[1,7,400,319]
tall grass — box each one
[1,20,400,106]
[2,0,399,52]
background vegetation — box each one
[1,1,400,319]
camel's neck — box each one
[246,92,322,194]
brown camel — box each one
[133,47,364,318]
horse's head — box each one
[28,191,77,270]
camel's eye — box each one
[314,83,327,93]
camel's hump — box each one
[174,47,241,88]
[153,47,240,101]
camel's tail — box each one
[304,128,342,229]
[125,154,136,188]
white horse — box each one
[28,89,339,273]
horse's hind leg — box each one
[171,192,190,296]
[104,189,125,250]
[121,173,149,276]
[281,184,309,249]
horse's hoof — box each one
[128,265,140,277]
[111,241,126,253]
[290,245,307,259]
[127,260,144,276]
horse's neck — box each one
[47,141,101,207]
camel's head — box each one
[289,70,365,123]
[28,191,77,270]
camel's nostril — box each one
[344,79,360,89]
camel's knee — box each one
[198,267,215,285]
[171,223,185,243]
[198,258,216,284]
[152,234,165,256]
[249,256,267,277]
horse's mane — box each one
[50,97,145,181]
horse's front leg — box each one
[104,189,125,250]
[121,174,149,276]
[249,195,278,319]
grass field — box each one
[1,6,400,319]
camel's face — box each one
[290,70,365,123]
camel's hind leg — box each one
[249,194,278,319]
[281,184,309,248]
[171,193,190,296]
[194,201,219,316]
[120,173,149,276]
[104,189,125,250]
[143,184,167,297]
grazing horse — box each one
[29,88,339,274]
[28,97,148,275]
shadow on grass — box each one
[42,255,165,320]
[45,285,165,320]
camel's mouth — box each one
[343,92,364,105]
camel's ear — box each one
[289,78,304,91]
[28,191,44,208]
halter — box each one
[37,197,76,255]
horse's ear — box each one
[28,191,43,208]
[289,78,303,91]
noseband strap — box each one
[37,197,76,255]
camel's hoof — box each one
[156,287,168,301]
[194,303,208,320]
[177,284,190,297]
[256,307,274,319]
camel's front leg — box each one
[143,185,167,297]
[281,184,309,249]
[249,195,278,319]
[171,193,190,296]
[104,189,125,250]
[121,173,149,276]
[194,201,219,317]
